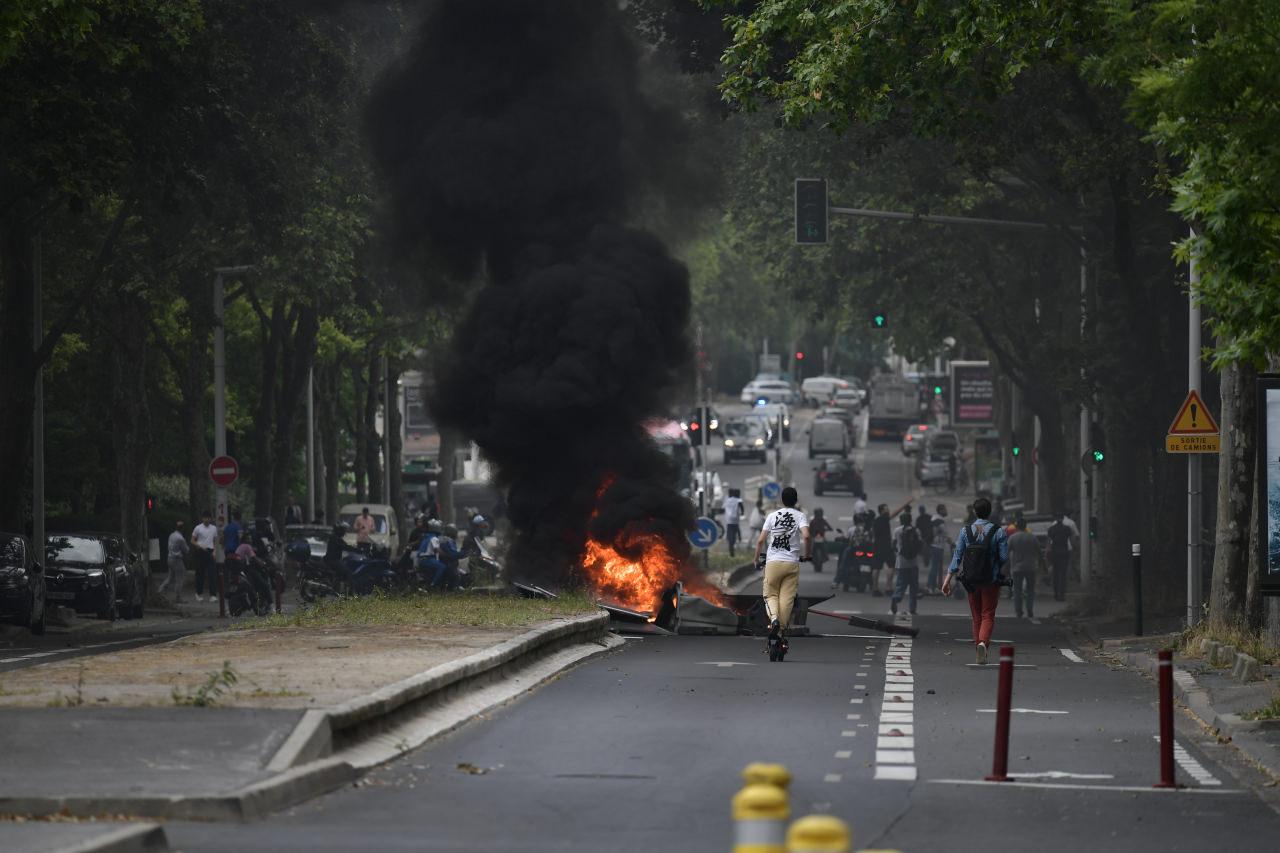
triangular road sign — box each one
[1168,389,1219,435]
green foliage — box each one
[172,660,239,707]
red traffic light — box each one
[795,351,805,360]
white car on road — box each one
[740,379,796,406]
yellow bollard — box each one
[786,815,850,852]
[732,782,789,853]
[742,762,793,791]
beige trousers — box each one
[763,560,801,628]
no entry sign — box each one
[209,455,239,487]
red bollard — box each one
[986,645,1015,782]
[217,564,227,619]
[1154,649,1177,788]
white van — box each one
[808,418,849,459]
[339,503,401,554]
[800,376,849,406]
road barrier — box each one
[787,815,848,852]
[1154,649,1177,788]
[743,763,792,791]
[732,764,901,853]
[985,645,1015,782]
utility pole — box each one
[695,324,707,519]
[306,366,316,523]
[1078,247,1091,592]
[32,234,44,559]
[213,266,254,568]
[1187,229,1203,627]
[381,350,392,507]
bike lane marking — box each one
[875,635,917,781]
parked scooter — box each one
[225,553,275,616]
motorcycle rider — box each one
[415,519,444,587]
[434,524,463,590]
[809,507,833,572]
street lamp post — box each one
[212,266,254,571]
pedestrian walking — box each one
[891,512,922,615]
[1046,514,1072,600]
[754,487,810,634]
[353,506,376,547]
[722,488,744,557]
[224,510,243,558]
[190,511,218,602]
[1006,517,1041,618]
[929,503,949,594]
[870,503,893,596]
[915,505,936,593]
[942,497,1009,664]
[285,495,303,526]
[159,520,189,603]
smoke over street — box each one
[367,0,696,588]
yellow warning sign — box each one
[1167,389,1220,435]
[1166,434,1220,454]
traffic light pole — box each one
[1187,230,1202,628]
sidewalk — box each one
[0,601,612,850]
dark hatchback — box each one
[813,458,863,496]
[0,533,46,634]
[45,533,148,621]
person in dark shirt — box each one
[871,504,893,597]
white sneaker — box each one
[976,642,988,665]
[195,594,204,602]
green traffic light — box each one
[1093,449,1105,463]
[933,385,942,395]
[1012,447,1020,457]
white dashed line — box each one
[1059,649,1084,663]
[875,766,918,781]
[1156,737,1222,786]
[824,773,843,783]
[874,638,916,782]
[835,750,852,759]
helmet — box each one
[427,519,443,533]
[443,524,458,538]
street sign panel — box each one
[1168,389,1220,434]
[950,361,994,427]
[209,455,239,487]
[688,516,720,550]
[762,481,782,501]
[1166,434,1220,453]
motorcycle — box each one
[836,523,876,592]
[225,554,277,617]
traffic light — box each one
[869,312,888,330]
[1011,431,1021,458]
[795,351,805,361]
[794,178,828,244]
[145,493,156,513]
[1089,422,1106,466]
[933,384,943,396]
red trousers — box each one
[967,585,1000,645]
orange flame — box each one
[581,476,726,614]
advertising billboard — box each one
[1260,375,1280,596]
[951,361,994,427]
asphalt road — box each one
[164,417,1280,851]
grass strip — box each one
[253,590,600,630]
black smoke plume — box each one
[367,0,696,586]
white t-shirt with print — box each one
[761,507,809,563]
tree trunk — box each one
[318,363,341,523]
[253,294,285,518]
[180,275,212,518]
[0,218,37,531]
[388,361,404,522]
[268,304,318,529]
[108,294,151,555]
[436,429,458,526]
[364,351,383,502]
[1209,361,1256,628]
[352,360,367,501]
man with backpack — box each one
[891,512,923,616]
[1046,515,1072,601]
[942,497,1009,664]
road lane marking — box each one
[1059,649,1085,663]
[1157,737,1222,786]
[877,736,915,749]
[928,779,1242,794]
[846,714,861,720]
[835,750,852,759]
[977,708,1068,715]
[879,724,913,735]
[696,661,757,667]
[0,637,148,665]
[853,683,866,690]
[874,633,915,781]
[875,750,915,764]
[1011,771,1114,780]
[841,730,858,737]
[824,773,843,783]
[850,698,864,704]
[875,766,917,781]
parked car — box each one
[741,379,796,406]
[813,458,862,496]
[901,423,932,455]
[833,387,863,412]
[922,429,960,457]
[722,418,770,463]
[45,532,147,620]
[752,402,792,441]
[339,503,402,555]
[800,376,849,407]
[808,417,849,459]
[818,406,857,440]
[680,405,721,439]
[0,533,46,634]
[285,524,332,561]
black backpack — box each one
[898,526,922,560]
[958,523,999,590]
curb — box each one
[1106,646,1280,782]
[15,823,169,853]
[1,611,611,822]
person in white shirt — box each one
[753,487,810,631]
[722,488,745,557]
[190,512,219,602]
[852,493,868,517]
[159,521,189,603]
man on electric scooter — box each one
[753,486,810,662]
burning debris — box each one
[368,0,699,593]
